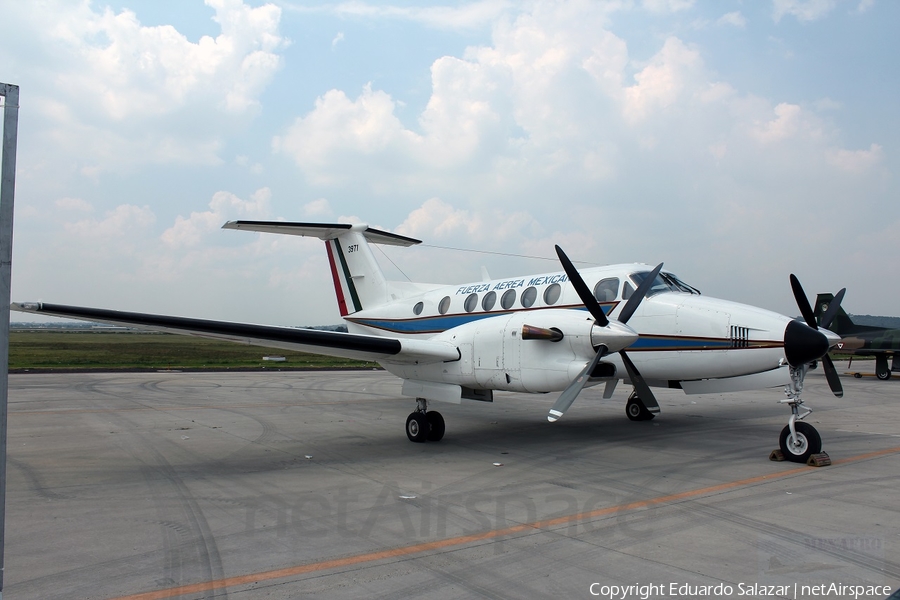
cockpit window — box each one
[662,272,701,294]
[629,271,672,297]
[629,271,701,296]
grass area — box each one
[9,331,378,371]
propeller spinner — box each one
[547,246,662,422]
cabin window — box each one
[482,291,497,311]
[521,286,537,308]
[438,296,451,314]
[543,283,561,305]
[593,277,619,302]
[413,301,424,315]
[501,289,517,310]
[623,281,634,300]
[464,293,478,313]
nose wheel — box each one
[406,398,445,443]
[779,421,821,463]
[778,365,823,463]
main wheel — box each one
[876,355,891,380]
[626,395,654,421]
[406,412,428,443]
[779,422,822,463]
[426,411,445,441]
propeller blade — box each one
[619,350,660,413]
[821,354,844,398]
[548,350,605,422]
[818,288,846,330]
[555,245,609,327]
[790,274,817,329]
[618,263,664,325]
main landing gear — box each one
[778,365,823,463]
[406,398,445,443]
[625,392,655,421]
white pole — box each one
[0,81,20,600]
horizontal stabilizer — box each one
[11,303,457,364]
[222,221,421,247]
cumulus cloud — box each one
[302,198,334,217]
[717,11,747,27]
[642,0,696,14]
[162,188,272,248]
[55,197,94,213]
[48,0,286,119]
[826,143,883,173]
[65,204,156,238]
[7,0,286,173]
[305,0,515,31]
[623,37,701,123]
[773,0,839,22]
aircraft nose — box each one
[783,319,829,367]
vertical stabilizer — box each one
[222,220,421,315]
[814,293,855,334]
[325,227,388,315]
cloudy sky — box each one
[1,0,897,325]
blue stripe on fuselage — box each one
[348,304,599,334]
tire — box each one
[426,411,445,442]
[406,412,428,443]
[779,422,822,463]
[626,396,654,421]
[853,373,862,379]
[876,356,891,380]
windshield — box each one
[630,271,701,296]
[661,272,701,294]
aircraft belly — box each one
[626,348,785,381]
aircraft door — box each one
[502,323,521,388]
[473,314,514,389]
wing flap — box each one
[11,303,457,364]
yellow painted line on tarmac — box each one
[108,445,900,600]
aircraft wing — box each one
[10,303,459,364]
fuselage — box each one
[342,264,797,393]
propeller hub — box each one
[591,321,639,354]
[783,319,829,367]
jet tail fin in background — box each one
[223,221,421,316]
[814,293,884,335]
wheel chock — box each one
[769,449,785,461]
[806,452,831,467]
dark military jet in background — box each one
[815,293,900,380]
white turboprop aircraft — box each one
[13,221,846,463]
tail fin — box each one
[223,221,421,315]
[814,292,855,334]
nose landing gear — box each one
[406,398,445,443]
[778,365,823,463]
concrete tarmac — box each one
[5,363,899,599]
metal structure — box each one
[0,81,20,600]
